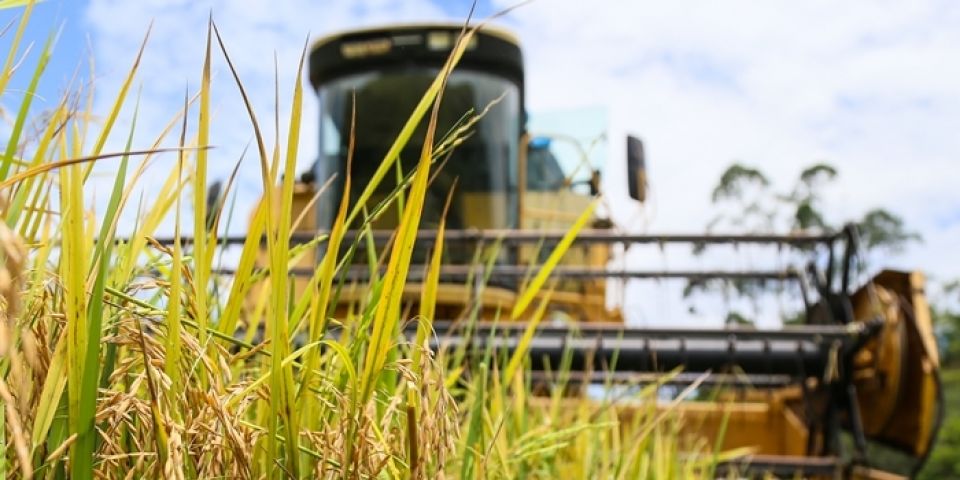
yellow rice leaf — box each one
[503,286,554,383]
[511,199,598,319]
[359,25,479,403]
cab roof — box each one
[308,23,524,91]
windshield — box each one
[314,69,521,232]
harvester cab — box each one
[239,24,940,478]
[294,23,622,321]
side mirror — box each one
[626,135,647,202]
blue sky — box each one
[1,1,84,96]
[2,0,958,325]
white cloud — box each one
[494,0,960,281]
[82,0,450,231]
[82,0,960,325]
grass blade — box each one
[71,83,137,480]
[0,26,53,181]
[511,199,598,319]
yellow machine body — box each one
[239,23,942,478]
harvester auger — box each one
[176,23,942,478]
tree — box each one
[702,163,959,477]
[707,163,775,232]
[688,162,921,326]
[858,208,923,254]
[707,161,916,242]
[784,163,837,230]
[932,280,960,366]
[919,411,960,480]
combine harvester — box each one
[198,24,942,478]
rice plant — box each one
[0,5,731,479]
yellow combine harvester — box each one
[234,24,941,478]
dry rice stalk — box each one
[0,219,30,479]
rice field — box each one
[0,5,732,479]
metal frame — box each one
[143,224,878,468]
[148,228,839,248]
[149,224,859,299]
[386,318,884,378]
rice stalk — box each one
[0,7,731,479]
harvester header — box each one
[208,23,943,478]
